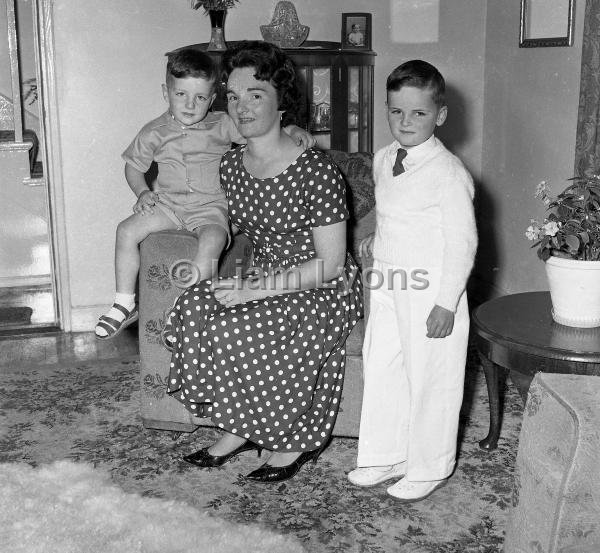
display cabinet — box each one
[177,41,376,153]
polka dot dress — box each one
[166,148,363,452]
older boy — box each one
[348,60,477,502]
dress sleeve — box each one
[304,152,350,227]
[122,126,160,173]
[219,148,238,195]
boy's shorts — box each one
[154,192,229,241]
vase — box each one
[545,255,600,328]
[207,9,227,51]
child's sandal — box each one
[95,303,138,340]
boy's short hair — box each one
[166,48,218,87]
[386,60,446,107]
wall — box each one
[372,0,487,179]
[50,0,487,330]
[478,0,585,298]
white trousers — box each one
[357,260,469,481]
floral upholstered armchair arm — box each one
[327,149,376,322]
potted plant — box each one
[525,176,600,327]
[191,0,240,50]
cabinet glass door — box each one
[298,66,332,151]
[348,66,372,153]
[298,62,373,153]
[348,67,359,152]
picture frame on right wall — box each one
[341,13,371,50]
[519,0,574,47]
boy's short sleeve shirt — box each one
[122,111,245,196]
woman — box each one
[163,41,363,482]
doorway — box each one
[0,0,59,333]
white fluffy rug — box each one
[0,460,306,553]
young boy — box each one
[348,24,364,46]
[95,48,312,339]
[347,60,477,502]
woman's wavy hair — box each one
[221,40,301,126]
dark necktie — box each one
[392,148,407,176]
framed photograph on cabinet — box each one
[341,13,371,50]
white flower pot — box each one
[545,256,600,328]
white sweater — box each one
[372,136,478,312]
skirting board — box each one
[69,304,110,332]
[0,275,52,288]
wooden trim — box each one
[5,0,23,142]
[0,274,51,287]
[22,176,46,186]
[35,0,72,331]
[0,141,32,152]
[69,305,108,332]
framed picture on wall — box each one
[341,13,371,50]
[519,0,574,47]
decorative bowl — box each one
[260,23,309,48]
[260,0,309,48]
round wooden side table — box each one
[471,291,600,450]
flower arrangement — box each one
[525,176,600,261]
[190,0,239,12]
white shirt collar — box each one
[395,135,438,166]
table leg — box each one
[478,354,505,450]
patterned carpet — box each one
[0,357,523,552]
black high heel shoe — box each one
[183,440,262,468]
[245,448,321,483]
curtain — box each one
[575,0,600,176]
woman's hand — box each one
[284,125,316,149]
[426,304,455,338]
[133,190,159,215]
[211,277,262,307]
[359,233,375,259]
